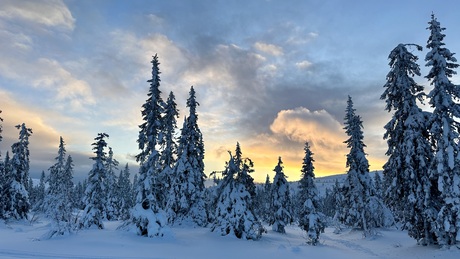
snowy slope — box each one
[289,171,381,197]
[1,218,459,259]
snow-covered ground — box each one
[1,217,459,259]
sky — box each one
[1,0,459,183]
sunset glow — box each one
[1,0,459,183]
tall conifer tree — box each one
[0,111,4,218]
[269,157,292,234]
[79,133,109,229]
[131,55,167,237]
[44,137,75,238]
[381,43,436,244]
[158,91,179,208]
[118,163,133,220]
[298,142,324,245]
[425,14,460,246]
[339,96,376,236]
[234,142,256,198]
[8,123,32,219]
[167,86,207,226]
[1,152,12,218]
[105,147,119,220]
[44,137,67,215]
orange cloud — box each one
[244,108,348,182]
[203,107,351,183]
[0,89,96,176]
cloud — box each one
[254,42,284,56]
[203,107,349,182]
[34,58,95,108]
[84,30,193,139]
[104,30,190,94]
[0,29,32,52]
[295,60,313,70]
[0,0,92,113]
[0,56,96,112]
[146,14,165,28]
[0,1,394,184]
[87,31,282,171]
[308,32,319,38]
[267,107,347,177]
[0,0,75,31]
[270,107,344,147]
[0,89,95,179]
[0,90,60,146]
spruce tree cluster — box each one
[128,54,207,236]
[211,143,263,240]
[1,121,33,221]
[44,137,75,237]
[166,86,207,226]
[381,14,460,246]
[3,14,460,248]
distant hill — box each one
[288,170,382,197]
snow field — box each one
[1,219,459,259]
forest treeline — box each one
[1,14,459,247]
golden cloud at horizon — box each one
[204,107,385,183]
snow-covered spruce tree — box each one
[0,111,5,218]
[72,181,83,210]
[372,173,383,200]
[79,133,109,229]
[132,173,138,200]
[260,174,272,223]
[166,86,207,226]
[339,96,391,236]
[74,179,87,210]
[44,137,67,215]
[331,179,346,233]
[158,91,179,208]
[331,179,343,214]
[44,137,75,238]
[425,14,460,246]
[130,54,167,237]
[381,43,435,244]
[63,156,75,207]
[321,186,336,219]
[269,157,292,234]
[117,163,133,220]
[8,123,33,220]
[211,146,264,240]
[27,177,34,204]
[105,147,119,221]
[0,152,12,219]
[206,170,225,224]
[254,174,271,223]
[33,171,46,212]
[298,142,325,245]
[234,142,256,198]
[0,110,2,144]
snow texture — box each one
[0,219,459,259]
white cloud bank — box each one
[0,0,75,31]
[254,42,284,56]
